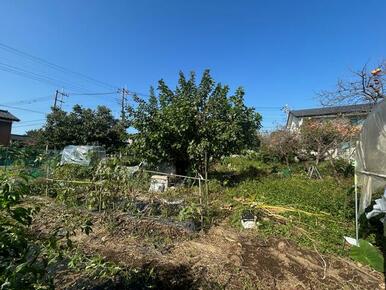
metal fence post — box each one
[199,177,204,230]
[45,145,49,196]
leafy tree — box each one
[28,105,126,152]
[128,70,262,174]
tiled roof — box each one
[0,110,20,121]
[290,103,374,118]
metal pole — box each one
[45,144,49,196]
[204,151,209,206]
[142,169,207,181]
[357,170,386,179]
[53,90,59,109]
[199,177,204,230]
[354,161,359,245]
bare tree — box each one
[318,62,385,106]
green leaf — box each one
[350,239,384,272]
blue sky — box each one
[0,0,385,134]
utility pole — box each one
[118,87,129,124]
[53,89,68,109]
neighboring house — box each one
[0,110,20,146]
[286,103,374,160]
[286,103,373,131]
[10,134,31,145]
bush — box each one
[261,129,300,166]
[316,159,354,178]
[51,164,93,180]
[333,158,354,177]
[256,148,279,164]
[0,171,53,289]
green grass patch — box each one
[210,155,356,255]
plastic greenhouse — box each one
[354,101,386,244]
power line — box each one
[3,95,52,106]
[254,106,282,109]
[0,42,154,102]
[13,122,45,128]
[3,91,119,109]
[0,103,46,114]
[17,119,46,123]
[0,54,89,90]
[1,43,282,107]
[0,42,118,90]
[68,91,117,96]
[127,90,150,97]
[0,62,88,91]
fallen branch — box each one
[313,244,327,280]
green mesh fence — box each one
[0,146,61,178]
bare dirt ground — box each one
[28,196,384,290]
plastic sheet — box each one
[126,165,140,176]
[60,145,106,166]
[355,101,386,213]
[365,189,386,223]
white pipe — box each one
[142,169,206,181]
[357,170,386,179]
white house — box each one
[286,103,373,132]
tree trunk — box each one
[316,143,321,165]
[175,159,190,175]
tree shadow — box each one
[375,221,386,287]
[359,206,385,286]
[209,165,268,187]
[64,263,222,290]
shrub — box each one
[260,129,300,166]
[333,158,354,177]
[51,164,93,180]
[300,119,359,165]
[0,171,52,289]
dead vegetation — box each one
[27,196,384,290]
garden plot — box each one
[4,151,385,289]
[27,196,384,290]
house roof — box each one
[289,103,374,118]
[0,110,20,122]
[11,134,30,141]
